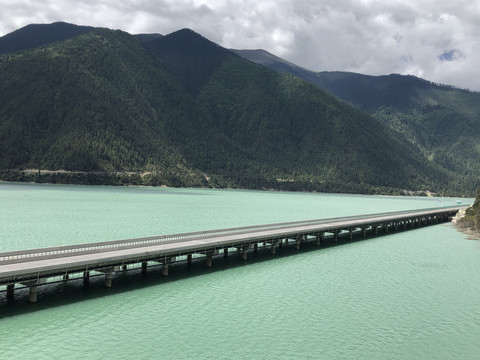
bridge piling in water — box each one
[271,240,278,255]
[6,284,14,299]
[29,285,38,303]
[206,251,214,267]
[104,273,113,288]
[316,232,324,245]
[241,250,248,260]
[83,271,90,285]
[362,226,367,237]
[162,264,169,276]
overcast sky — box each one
[1,0,479,91]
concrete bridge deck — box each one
[0,206,464,302]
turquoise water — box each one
[0,183,478,359]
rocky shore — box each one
[454,193,480,238]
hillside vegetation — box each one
[458,191,480,231]
[0,23,466,194]
[236,49,480,195]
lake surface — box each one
[0,183,478,359]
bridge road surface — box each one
[0,206,465,302]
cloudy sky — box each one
[1,0,479,91]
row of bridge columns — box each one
[122,218,443,278]
[0,224,398,303]
[6,213,449,303]
[8,225,394,303]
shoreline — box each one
[0,168,476,198]
[0,179,473,203]
[452,206,480,239]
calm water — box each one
[0,183,478,359]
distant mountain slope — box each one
[235,49,480,194]
[0,22,94,54]
[234,49,319,84]
[0,24,460,194]
[134,33,163,43]
[144,29,450,193]
[143,28,235,94]
[0,22,164,55]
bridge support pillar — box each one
[63,274,69,281]
[162,264,169,276]
[241,250,248,260]
[349,228,353,240]
[6,284,14,299]
[237,245,249,260]
[206,251,213,267]
[142,261,148,273]
[253,243,258,252]
[187,254,192,265]
[278,239,283,248]
[122,264,128,271]
[271,240,278,255]
[362,226,367,237]
[161,257,174,275]
[105,273,113,288]
[83,271,90,285]
[334,230,338,242]
[224,248,229,258]
[295,237,301,250]
[29,285,38,303]
[316,232,323,246]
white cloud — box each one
[0,0,479,90]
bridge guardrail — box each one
[0,206,465,263]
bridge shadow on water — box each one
[0,227,421,318]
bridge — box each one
[0,206,464,303]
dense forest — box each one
[0,23,476,195]
[237,49,480,195]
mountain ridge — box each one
[0,22,95,54]
[0,23,470,195]
[235,48,480,195]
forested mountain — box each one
[0,22,94,54]
[235,49,480,195]
[0,23,469,195]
